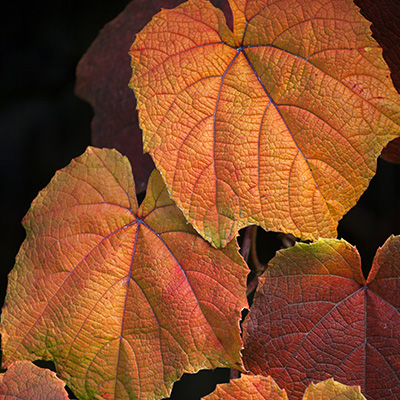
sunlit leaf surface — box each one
[303,378,366,400]
[202,374,288,399]
[130,0,400,247]
[0,147,248,400]
[242,236,400,400]
[0,361,69,400]
[202,375,366,400]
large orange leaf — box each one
[242,236,400,400]
[0,147,248,400]
[0,361,69,400]
[130,0,400,247]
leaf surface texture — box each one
[130,0,400,247]
[0,147,248,400]
[0,361,69,400]
[242,236,400,400]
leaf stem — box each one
[250,227,265,276]
[240,225,254,262]
[245,227,267,297]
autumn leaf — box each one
[75,0,167,192]
[303,378,366,400]
[0,147,248,400]
[129,0,400,247]
[201,375,366,400]
[242,236,400,400]
[75,0,232,193]
[202,374,288,399]
[0,361,69,400]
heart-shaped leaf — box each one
[130,0,400,247]
[0,147,248,400]
[242,236,400,400]
[0,361,69,400]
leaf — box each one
[0,147,248,400]
[202,374,288,399]
[201,375,366,400]
[129,0,400,248]
[75,1,163,192]
[242,236,400,400]
[0,360,69,400]
[75,0,232,193]
[303,379,366,400]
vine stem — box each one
[240,225,254,262]
[245,226,267,297]
[250,226,265,276]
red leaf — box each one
[0,361,69,400]
[0,147,248,400]
[242,236,400,400]
[75,0,231,193]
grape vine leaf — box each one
[0,361,69,400]
[75,0,232,193]
[202,375,366,400]
[130,0,400,248]
[303,378,366,400]
[242,236,400,400]
[202,374,288,399]
[0,147,248,400]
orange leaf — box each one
[201,375,366,400]
[0,147,248,400]
[0,361,69,400]
[303,378,366,400]
[130,0,400,247]
[242,236,400,400]
[202,374,288,399]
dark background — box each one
[1,0,399,399]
